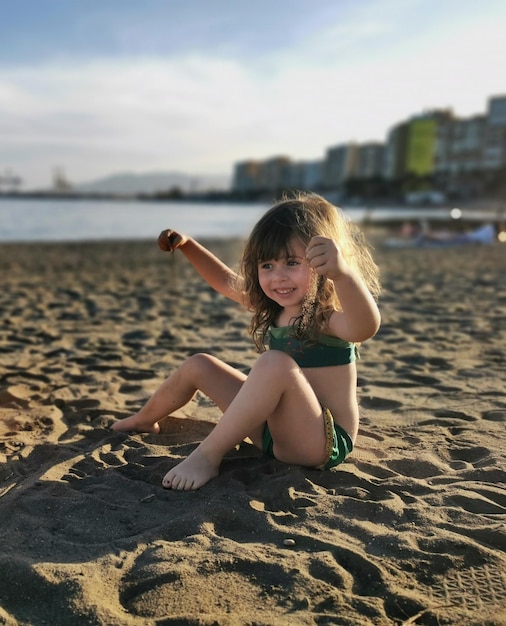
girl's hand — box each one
[307,236,380,342]
[158,229,188,252]
[305,236,349,281]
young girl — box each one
[112,193,381,490]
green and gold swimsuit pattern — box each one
[268,325,357,368]
[263,326,356,470]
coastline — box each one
[0,237,505,625]
[1,195,505,247]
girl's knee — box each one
[254,350,297,374]
[176,353,220,389]
[184,352,219,375]
[182,352,227,381]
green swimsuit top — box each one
[268,326,357,368]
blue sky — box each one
[1,0,505,189]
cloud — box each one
[0,0,505,188]
[0,57,258,185]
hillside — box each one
[75,171,231,195]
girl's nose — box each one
[273,267,288,280]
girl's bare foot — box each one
[162,447,220,490]
[111,414,161,434]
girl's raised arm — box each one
[328,270,381,342]
[306,235,381,343]
[158,229,247,306]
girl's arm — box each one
[158,229,247,306]
[327,271,381,342]
[305,236,381,342]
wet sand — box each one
[0,237,505,625]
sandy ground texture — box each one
[0,236,505,626]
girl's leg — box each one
[111,354,247,433]
[163,350,326,491]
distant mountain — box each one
[75,171,231,195]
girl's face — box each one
[257,238,313,314]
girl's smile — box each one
[257,240,312,314]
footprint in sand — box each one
[483,409,506,422]
[118,542,296,619]
[118,536,394,622]
[117,368,157,381]
[360,396,403,410]
[429,563,506,620]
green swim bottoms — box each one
[261,407,353,470]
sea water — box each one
[0,198,274,243]
[0,197,491,243]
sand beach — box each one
[0,235,505,625]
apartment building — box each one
[232,95,506,196]
[257,156,292,193]
[383,124,408,180]
[287,160,324,190]
[357,142,385,178]
[323,143,359,189]
[482,95,506,170]
[435,115,486,174]
[384,110,453,181]
[232,160,262,194]
[233,157,323,194]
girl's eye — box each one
[259,262,272,270]
[287,259,299,267]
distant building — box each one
[435,115,486,175]
[488,95,506,126]
[232,160,262,194]
[432,95,506,198]
[383,123,409,180]
[258,156,292,193]
[323,143,359,190]
[356,143,385,179]
[482,95,506,170]
[406,117,437,176]
[53,167,73,192]
[232,156,294,195]
[384,110,453,180]
[0,169,23,193]
[287,160,324,191]
[231,94,506,200]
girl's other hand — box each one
[306,236,346,280]
[158,229,187,252]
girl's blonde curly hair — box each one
[239,192,381,352]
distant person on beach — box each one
[420,222,497,245]
[395,220,497,247]
[112,193,381,489]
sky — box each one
[1,0,505,190]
